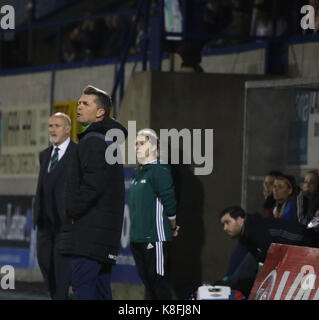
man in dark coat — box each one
[218,206,319,297]
[59,85,127,300]
[220,206,319,263]
[33,112,76,299]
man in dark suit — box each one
[33,112,76,300]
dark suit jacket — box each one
[33,139,77,229]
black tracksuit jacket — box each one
[240,213,319,263]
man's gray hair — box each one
[51,112,72,126]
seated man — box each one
[220,206,319,263]
[217,206,319,297]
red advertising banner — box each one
[249,244,319,300]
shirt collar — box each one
[53,137,70,153]
[140,159,157,166]
[147,159,157,164]
[138,159,157,171]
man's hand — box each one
[172,225,180,237]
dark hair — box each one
[263,171,282,210]
[306,170,319,178]
[82,85,112,118]
[219,206,246,220]
[264,194,275,210]
[275,174,298,196]
[267,170,283,177]
[304,170,319,193]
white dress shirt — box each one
[48,137,70,172]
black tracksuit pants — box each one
[130,241,173,300]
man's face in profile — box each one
[220,213,244,239]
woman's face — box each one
[303,173,318,196]
[263,175,276,198]
[273,179,292,202]
[135,135,156,164]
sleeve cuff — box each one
[167,215,176,220]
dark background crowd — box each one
[1,0,318,70]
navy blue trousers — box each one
[226,242,250,277]
[71,256,112,300]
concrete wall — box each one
[0,71,51,195]
[202,48,266,75]
[288,41,319,78]
[242,87,295,213]
[118,71,272,298]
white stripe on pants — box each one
[156,241,164,276]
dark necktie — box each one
[49,147,59,172]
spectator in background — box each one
[79,13,99,60]
[62,26,82,62]
[13,2,35,67]
[202,0,233,48]
[129,17,146,56]
[164,0,236,70]
[99,15,129,59]
[164,0,205,72]
[272,174,299,221]
[250,2,287,38]
[227,0,253,44]
[23,2,35,65]
[299,170,319,223]
[63,12,99,62]
[251,7,272,37]
[263,170,283,218]
[308,0,319,33]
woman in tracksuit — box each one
[129,128,179,300]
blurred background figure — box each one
[272,174,299,221]
[300,170,319,223]
[250,1,287,39]
[307,0,319,33]
[262,170,283,218]
[99,14,129,59]
[202,0,233,48]
[62,12,99,63]
[13,2,36,67]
